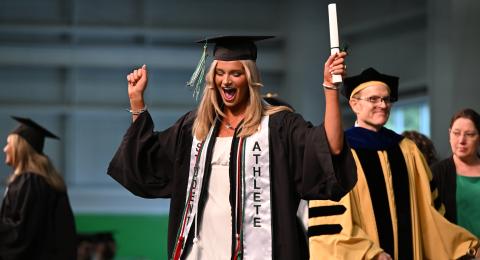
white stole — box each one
[174,116,272,260]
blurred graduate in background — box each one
[0,117,77,260]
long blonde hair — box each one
[7,134,66,191]
[193,60,292,140]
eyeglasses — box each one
[353,96,393,104]
[449,130,478,140]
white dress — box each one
[186,136,233,260]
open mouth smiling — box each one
[222,86,237,102]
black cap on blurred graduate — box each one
[187,35,274,99]
[10,116,59,154]
[342,67,399,102]
[263,92,294,111]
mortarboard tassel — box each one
[186,42,208,101]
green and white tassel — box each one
[186,42,208,101]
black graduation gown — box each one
[0,172,77,260]
[107,110,356,260]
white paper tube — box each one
[328,3,339,50]
[328,3,342,83]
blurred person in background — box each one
[432,108,480,238]
[402,130,439,166]
[77,232,116,260]
[262,92,294,110]
[0,116,77,260]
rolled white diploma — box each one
[328,3,342,83]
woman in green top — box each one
[432,108,480,238]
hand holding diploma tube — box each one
[328,3,343,84]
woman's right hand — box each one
[127,64,148,109]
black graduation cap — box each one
[10,116,59,154]
[342,67,399,102]
[187,35,274,100]
[197,35,274,61]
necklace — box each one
[223,121,234,130]
[221,115,244,130]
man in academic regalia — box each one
[308,68,480,260]
[1,117,77,260]
[107,36,357,259]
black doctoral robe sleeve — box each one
[276,111,356,201]
[0,173,77,260]
[107,110,194,198]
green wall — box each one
[75,214,169,260]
